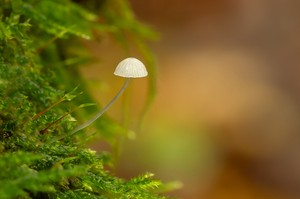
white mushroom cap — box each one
[114,57,148,78]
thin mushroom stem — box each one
[68,78,131,136]
[50,57,147,144]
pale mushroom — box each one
[114,57,148,78]
[69,57,148,135]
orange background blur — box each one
[82,0,300,198]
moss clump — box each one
[0,0,170,198]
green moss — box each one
[0,0,174,198]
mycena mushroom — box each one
[69,57,148,135]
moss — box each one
[0,0,173,198]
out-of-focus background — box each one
[82,0,300,198]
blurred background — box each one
[81,0,300,198]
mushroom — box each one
[69,57,148,135]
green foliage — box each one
[0,0,174,198]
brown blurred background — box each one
[82,0,300,198]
